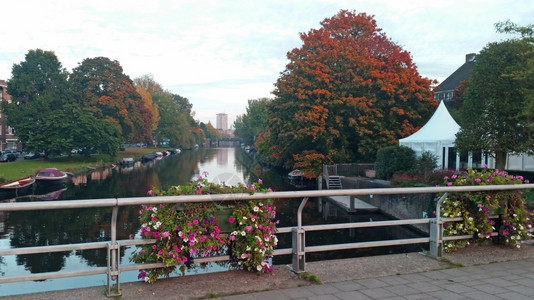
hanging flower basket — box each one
[130,172,278,283]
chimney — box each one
[466,53,476,62]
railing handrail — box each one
[1,184,532,211]
[1,183,533,297]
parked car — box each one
[3,149,19,158]
[24,152,43,160]
[0,153,17,162]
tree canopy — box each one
[257,10,436,177]
[70,57,152,144]
[134,74,204,149]
[234,97,270,145]
[455,23,534,170]
[2,50,202,156]
[3,49,123,156]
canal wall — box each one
[339,177,436,234]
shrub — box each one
[375,145,416,179]
[440,166,533,252]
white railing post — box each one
[430,193,447,258]
[106,204,122,297]
[292,197,308,273]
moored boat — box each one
[35,168,68,182]
[0,176,35,198]
[119,157,135,166]
[0,176,35,190]
[288,169,304,180]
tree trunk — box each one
[494,150,507,170]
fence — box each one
[324,163,375,178]
[1,184,533,297]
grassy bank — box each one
[0,148,167,182]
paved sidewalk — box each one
[2,244,534,299]
[221,258,534,300]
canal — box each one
[0,147,423,296]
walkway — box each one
[2,244,534,300]
[222,257,534,300]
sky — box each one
[1,1,532,127]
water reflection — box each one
[0,147,423,296]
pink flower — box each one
[258,178,263,183]
[228,217,235,224]
[447,182,453,186]
[245,226,252,232]
[147,190,153,196]
[152,244,157,250]
[193,219,199,225]
[196,189,202,194]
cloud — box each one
[1,0,533,125]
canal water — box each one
[0,147,423,296]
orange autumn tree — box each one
[258,10,436,177]
[71,57,153,144]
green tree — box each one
[455,38,534,170]
[134,75,200,148]
[3,50,123,156]
[257,10,435,177]
[234,97,270,145]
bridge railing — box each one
[1,184,533,297]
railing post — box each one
[430,193,447,258]
[107,204,122,297]
[292,197,308,273]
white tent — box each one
[399,101,460,169]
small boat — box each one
[141,153,156,162]
[119,157,135,166]
[0,176,35,198]
[288,169,304,180]
[0,176,35,190]
[35,168,68,182]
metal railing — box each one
[1,184,533,297]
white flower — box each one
[243,216,248,220]
[246,246,251,251]
[253,206,259,212]
[443,213,449,217]
[241,231,246,236]
[144,276,150,282]
[231,231,238,236]
[257,265,263,271]
[152,207,157,213]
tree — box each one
[133,75,201,148]
[201,122,220,141]
[136,85,160,135]
[3,50,123,156]
[234,98,270,145]
[257,10,436,177]
[455,38,534,170]
[70,57,152,144]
